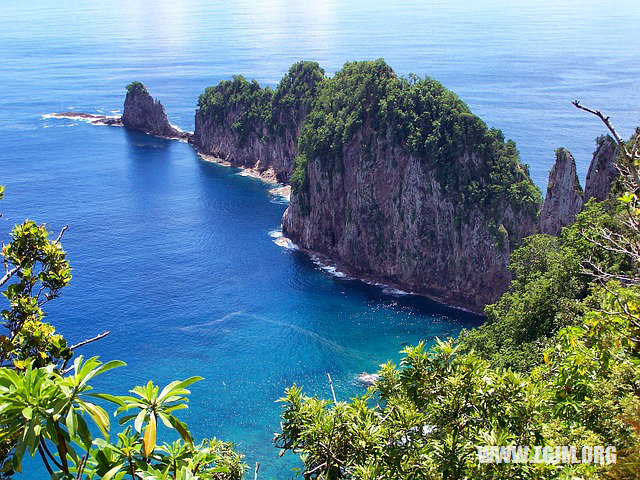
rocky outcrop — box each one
[121,82,189,140]
[190,62,326,182]
[53,65,630,313]
[584,135,619,202]
[282,60,541,313]
[46,112,121,126]
[539,148,584,236]
[283,144,538,313]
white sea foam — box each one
[377,284,411,296]
[269,229,298,250]
[309,255,353,279]
[269,185,291,203]
[355,372,379,386]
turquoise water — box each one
[0,1,638,478]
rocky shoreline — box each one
[47,69,621,314]
[278,235,483,313]
[44,112,122,126]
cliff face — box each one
[191,62,326,182]
[114,66,624,313]
[121,82,188,139]
[282,60,541,312]
[584,135,619,202]
[539,148,584,236]
[537,136,619,237]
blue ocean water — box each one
[0,1,638,478]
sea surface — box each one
[0,1,638,478]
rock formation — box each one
[539,148,584,236]
[282,60,541,313]
[51,63,628,313]
[584,135,619,202]
[190,62,326,182]
[121,82,189,140]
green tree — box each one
[275,110,640,479]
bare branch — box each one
[306,462,328,475]
[573,101,640,189]
[54,225,69,244]
[573,101,627,148]
[0,265,20,288]
[327,373,337,404]
[69,331,110,351]
[254,462,260,480]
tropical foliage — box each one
[197,61,325,146]
[126,82,148,95]
[0,191,245,479]
[275,118,640,479]
[3,68,640,480]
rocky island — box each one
[121,81,190,140]
[50,60,621,313]
[190,62,326,182]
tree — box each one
[275,110,640,479]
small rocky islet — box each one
[51,59,619,313]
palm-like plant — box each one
[0,356,124,475]
[107,377,203,458]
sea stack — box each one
[121,82,188,139]
[539,148,584,236]
[584,135,619,202]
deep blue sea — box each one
[0,1,638,478]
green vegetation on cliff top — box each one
[197,61,326,144]
[292,59,541,219]
[197,59,541,225]
[126,80,147,94]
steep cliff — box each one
[282,60,542,312]
[191,62,326,182]
[584,135,619,202]
[121,82,188,139]
[539,148,584,236]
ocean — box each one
[0,1,638,478]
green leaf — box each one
[88,392,126,407]
[80,401,110,438]
[65,407,77,436]
[102,463,124,480]
[167,415,193,445]
[75,414,92,450]
[134,409,147,433]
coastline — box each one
[43,112,191,142]
[47,110,480,315]
[277,231,484,316]
[196,151,291,198]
